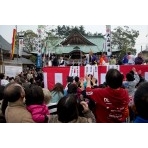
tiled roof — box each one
[0,35,11,51]
[4,57,34,65]
[56,45,99,54]
[86,36,105,52]
[61,30,95,46]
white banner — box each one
[107,65,120,71]
[43,72,48,88]
[69,66,80,77]
[106,25,112,56]
[5,65,23,77]
[19,39,23,56]
[55,73,63,84]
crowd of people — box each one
[0,64,148,123]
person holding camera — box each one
[48,94,96,123]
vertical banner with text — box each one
[19,33,24,57]
[106,25,112,56]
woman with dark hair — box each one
[50,83,64,103]
[49,94,96,123]
[47,83,64,115]
[86,69,130,123]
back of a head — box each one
[106,69,123,89]
[3,82,23,102]
[42,88,51,104]
[134,82,148,120]
[74,76,79,83]
[57,94,79,123]
[129,70,134,75]
[67,83,78,94]
[25,84,44,106]
[52,83,64,94]
[126,73,135,81]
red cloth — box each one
[86,87,129,123]
[27,104,49,123]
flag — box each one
[10,29,17,60]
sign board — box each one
[5,65,23,77]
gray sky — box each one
[0,25,148,54]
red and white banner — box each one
[43,65,148,90]
[69,66,80,77]
[84,65,99,85]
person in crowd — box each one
[98,54,106,65]
[83,74,98,89]
[98,53,108,65]
[127,52,135,65]
[122,68,140,122]
[102,52,109,63]
[52,54,59,66]
[48,57,52,66]
[48,94,96,123]
[0,95,8,123]
[4,82,34,123]
[59,56,65,67]
[50,83,64,103]
[87,51,97,65]
[86,69,130,123]
[14,75,22,85]
[42,88,52,105]
[0,85,6,123]
[73,76,81,87]
[0,73,9,86]
[47,83,64,115]
[27,70,33,82]
[0,85,5,107]
[35,69,44,88]
[66,82,83,114]
[42,88,56,116]
[135,70,145,88]
[9,77,14,83]
[123,67,140,105]
[30,78,36,85]
[109,55,116,65]
[133,82,148,123]
[122,54,128,65]
[25,84,49,123]
[134,52,144,65]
